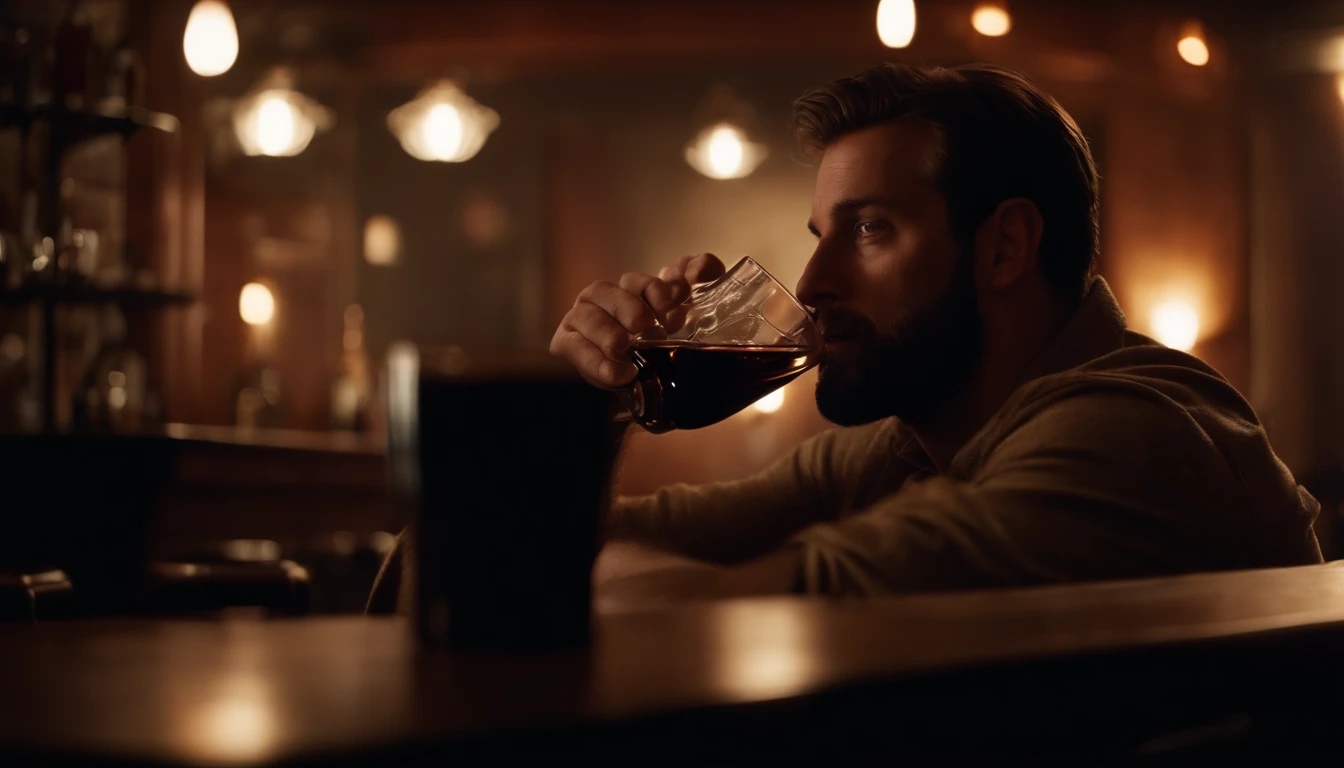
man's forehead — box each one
[814,121,941,200]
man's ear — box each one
[974,198,1044,290]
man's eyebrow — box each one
[831,195,902,215]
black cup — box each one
[388,345,616,649]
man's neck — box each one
[907,297,1076,474]
[904,371,1004,475]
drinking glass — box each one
[618,256,820,433]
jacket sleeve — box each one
[789,391,1264,595]
[607,422,893,565]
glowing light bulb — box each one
[1151,301,1199,351]
[1177,22,1209,67]
[255,96,296,156]
[753,388,785,415]
[876,0,916,49]
[388,82,499,163]
[239,282,275,326]
[422,103,465,161]
[363,215,402,266]
[685,122,766,180]
[971,4,1011,37]
[183,0,239,77]
[708,126,746,178]
[233,89,328,157]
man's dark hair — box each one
[793,63,1099,302]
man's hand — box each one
[549,253,727,389]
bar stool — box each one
[0,569,75,622]
[144,540,310,616]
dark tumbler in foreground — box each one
[388,345,616,649]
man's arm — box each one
[602,420,894,565]
[620,388,1270,601]
[594,540,803,608]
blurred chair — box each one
[144,539,310,616]
[366,526,411,615]
[0,569,74,622]
[300,530,399,613]
[1300,469,1344,560]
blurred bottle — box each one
[0,230,14,290]
[330,304,371,431]
[15,190,53,287]
[236,366,282,429]
[102,44,143,112]
[0,330,32,432]
[71,307,146,432]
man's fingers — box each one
[617,271,659,298]
[673,253,727,285]
[550,259,728,387]
[550,328,637,389]
[569,301,633,360]
[618,271,687,320]
[577,281,658,336]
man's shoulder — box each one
[979,336,1265,477]
[1017,331,1255,425]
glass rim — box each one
[718,255,817,323]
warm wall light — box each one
[239,282,275,326]
[1151,301,1199,351]
[753,388,785,415]
[876,0,916,49]
[1177,21,1210,67]
[685,123,766,180]
[363,215,402,266]
[183,0,238,77]
[388,82,500,163]
[232,89,333,157]
[971,3,1011,37]
[1334,73,1344,104]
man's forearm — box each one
[595,542,805,607]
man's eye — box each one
[855,221,887,237]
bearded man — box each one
[547,63,1322,600]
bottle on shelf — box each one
[71,306,147,432]
[330,304,372,431]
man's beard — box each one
[813,265,983,427]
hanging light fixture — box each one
[183,0,239,77]
[876,0,916,49]
[683,86,768,181]
[232,87,333,157]
[387,82,500,163]
[685,123,767,180]
[971,2,1012,37]
[1177,21,1210,67]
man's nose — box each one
[795,246,844,309]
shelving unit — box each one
[0,102,190,431]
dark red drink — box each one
[625,341,813,433]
